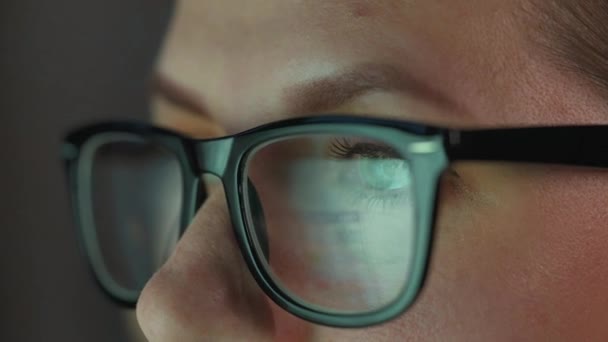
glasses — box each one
[62,115,608,327]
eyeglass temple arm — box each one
[445,126,608,168]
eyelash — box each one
[328,138,411,209]
[328,138,400,159]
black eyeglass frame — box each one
[62,115,608,328]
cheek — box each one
[523,170,608,322]
[410,164,608,340]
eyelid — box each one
[329,139,402,159]
[349,143,402,159]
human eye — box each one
[328,138,413,208]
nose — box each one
[136,186,275,341]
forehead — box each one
[164,0,520,74]
[159,0,604,130]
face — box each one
[137,0,608,341]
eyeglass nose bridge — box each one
[193,137,235,177]
[192,136,270,258]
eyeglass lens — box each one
[244,134,418,314]
[88,136,183,293]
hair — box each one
[526,0,608,100]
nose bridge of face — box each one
[194,138,234,177]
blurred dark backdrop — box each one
[1,0,173,340]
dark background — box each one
[1,0,173,340]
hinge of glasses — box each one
[448,130,461,146]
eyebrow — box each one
[283,63,462,116]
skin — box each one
[137,0,608,341]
